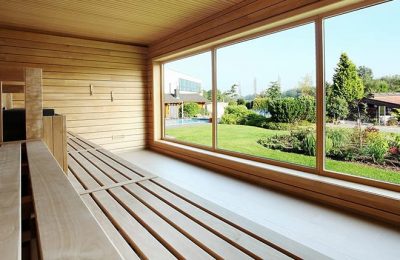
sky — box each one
[164,0,400,96]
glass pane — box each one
[216,23,316,168]
[163,52,212,147]
[324,0,400,184]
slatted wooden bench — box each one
[26,140,121,259]
[67,134,328,259]
[0,143,21,260]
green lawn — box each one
[166,124,400,184]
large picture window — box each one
[163,52,212,147]
[216,23,316,168]
[160,0,400,187]
[324,0,400,184]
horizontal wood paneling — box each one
[1,29,148,151]
[149,0,322,57]
[0,1,243,45]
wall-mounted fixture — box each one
[111,90,114,102]
[89,84,93,95]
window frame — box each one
[157,0,400,193]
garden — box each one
[165,53,400,184]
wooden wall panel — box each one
[0,28,148,152]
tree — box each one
[264,80,281,99]
[224,84,240,101]
[298,74,315,97]
[253,97,269,115]
[326,96,349,123]
[357,66,373,83]
[237,98,246,105]
[203,89,227,102]
[332,53,364,103]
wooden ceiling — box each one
[0,0,243,46]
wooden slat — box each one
[98,148,156,178]
[81,194,141,260]
[124,183,253,259]
[26,141,121,259]
[70,152,122,186]
[109,186,213,259]
[87,149,153,179]
[0,143,21,260]
[152,178,329,259]
[140,179,291,259]
[93,189,176,259]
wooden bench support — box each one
[27,141,121,259]
[79,176,157,195]
[0,143,21,260]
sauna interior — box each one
[0,0,399,259]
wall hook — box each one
[111,90,114,102]
[90,84,94,95]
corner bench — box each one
[67,134,329,259]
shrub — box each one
[268,97,301,123]
[267,96,316,123]
[257,134,296,152]
[291,129,316,156]
[258,129,316,155]
[326,96,349,122]
[263,122,292,131]
[326,128,357,160]
[387,118,398,126]
[220,105,250,125]
[363,132,389,163]
[241,112,268,127]
[180,102,200,118]
[220,114,238,124]
[303,131,316,156]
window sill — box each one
[150,140,400,226]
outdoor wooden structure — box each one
[0,0,399,259]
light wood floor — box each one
[118,149,400,260]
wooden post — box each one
[25,68,43,140]
[43,115,68,173]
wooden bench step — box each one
[66,135,328,259]
[0,143,21,260]
[27,141,121,259]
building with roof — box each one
[363,93,400,125]
[164,69,209,118]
